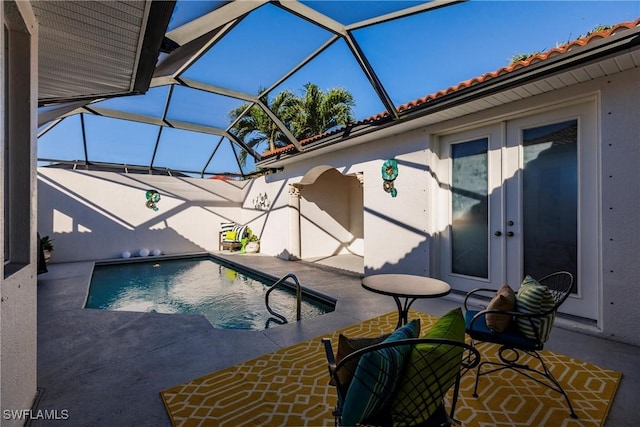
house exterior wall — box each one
[253,67,640,346]
[297,169,362,259]
[598,68,640,345]
[36,69,640,346]
[1,2,39,424]
[258,129,432,276]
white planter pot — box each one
[245,242,260,253]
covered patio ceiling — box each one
[36,1,639,179]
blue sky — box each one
[179,0,640,118]
[39,1,640,176]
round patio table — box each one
[361,274,451,329]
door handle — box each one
[494,231,502,236]
[507,231,514,237]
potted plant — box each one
[243,228,260,253]
[41,235,54,262]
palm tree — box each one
[229,89,299,166]
[291,83,355,140]
[229,83,355,167]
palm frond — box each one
[228,83,356,166]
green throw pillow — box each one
[341,319,420,426]
[515,275,556,342]
[389,308,465,426]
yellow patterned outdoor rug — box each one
[160,311,621,427]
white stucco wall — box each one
[253,68,640,346]
[1,2,39,423]
[35,68,640,347]
[598,68,640,345]
[37,169,248,262]
[298,169,362,258]
[1,267,38,424]
[259,129,432,276]
[236,176,291,259]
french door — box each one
[438,102,599,320]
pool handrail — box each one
[265,273,302,324]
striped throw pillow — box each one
[341,319,421,426]
[232,225,248,240]
[220,222,235,240]
[515,276,556,342]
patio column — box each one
[289,184,301,260]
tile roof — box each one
[262,17,640,160]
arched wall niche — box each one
[292,166,364,266]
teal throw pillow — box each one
[389,308,465,426]
[515,275,556,342]
[341,319,420,426]
[330,332,391,396]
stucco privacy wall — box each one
[37,169,248,262]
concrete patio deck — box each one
[34,253,639,426]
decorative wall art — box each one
[381,159,399,197]
[145,189,161,211]
[253,192,271,210]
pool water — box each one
[85,256,334,330]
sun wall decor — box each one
[381,159,399,197]
[145,190,161,211]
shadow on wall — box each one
[301,168,363,238]
[297,168,364,260]
[46,229,204,263]
[36,172,240,262]
[365,239,430,276]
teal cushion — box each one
[330,332,391,395]
[341,319,420,426]
[516,276,556,342]
[389,308,465,426]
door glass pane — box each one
[522,120,578,289]
[451,138,489,278]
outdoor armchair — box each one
[463,271,577,418]
[322,326,480,426]
[219,222,248,251]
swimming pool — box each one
[85,255,335,330]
